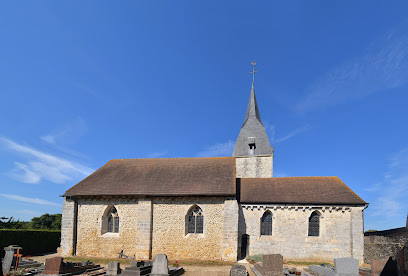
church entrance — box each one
[240,234,249,259]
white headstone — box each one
[150,254,169,276]
[334,257,359,275]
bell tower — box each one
[232,62,273,178]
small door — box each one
[241,234,249,259]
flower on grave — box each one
[172,261,179,267]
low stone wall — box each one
[364,228,408,264]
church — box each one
[60,76,367,264]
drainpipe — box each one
[72,199,78,256]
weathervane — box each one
[250,60,258,83]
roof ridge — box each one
[273,176,338,179]
[109,156,234,161]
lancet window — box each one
[260,211,272,235]
[186,206,204,234]
[308,211,320,236]
[106,206,119,233]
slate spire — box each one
[242,82,262,127]
[232,82,273,157]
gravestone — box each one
[230,264,248,276]
[333,257,359,275]
[43,257,65,274]
[2,245,22,275]
[130,261,145,268]
[106,261,121,275]
[263,254,283,274]
[253,254,284,276]
[370,259,388,276]
[150,254,169,276]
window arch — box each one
[103,206,119,234]
[186,205,203,234]
[260,211,272,235]
[308,211,320,236]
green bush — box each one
[0,229,60,257]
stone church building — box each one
[61,81,367,263]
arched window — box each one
[186,206,203,234]
[308,211,320,236]
[105,206,119,233]
[260,211,272,235]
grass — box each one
[287,261,333,266]
[65,256,236,267]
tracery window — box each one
[308,211,320,236]
[260,211,272,235]
[186,206,203,234]
[106,206,119,233]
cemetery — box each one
[2,238,407,276]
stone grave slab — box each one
[333,257,359,275]
[106,261,121,275]
[307,265,335,276]
[43,257,65,274]
[150,254,169,276]
[230,264,248,276]
[121,262,152,276]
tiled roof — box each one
[240,176,367,205]
[64,157,236,197]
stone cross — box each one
[14,248,22,269]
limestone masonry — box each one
[61,78,367,263]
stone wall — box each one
[235,155,273,178]
[151,197,238,261]
[240,204,365,264]
[74,198,140,258]
[61,196,238,261]
[61,198,76,256]
[364,228,408,264]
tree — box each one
[30,214,62,230]
[0,217,29,229]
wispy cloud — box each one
[41,117,88,146]
[0,136,94,184]
[0,193,61,207]
[296,22,408,112]
[274,125,310,144]
[265,122,310,144]
[366,147,408,229]
[146,151,168,158]
[197,140,235,157]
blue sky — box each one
[0,1,407,231]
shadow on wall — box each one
[381,256,398,276]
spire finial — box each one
[250,60,258,83]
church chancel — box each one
[61,63,367,263]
